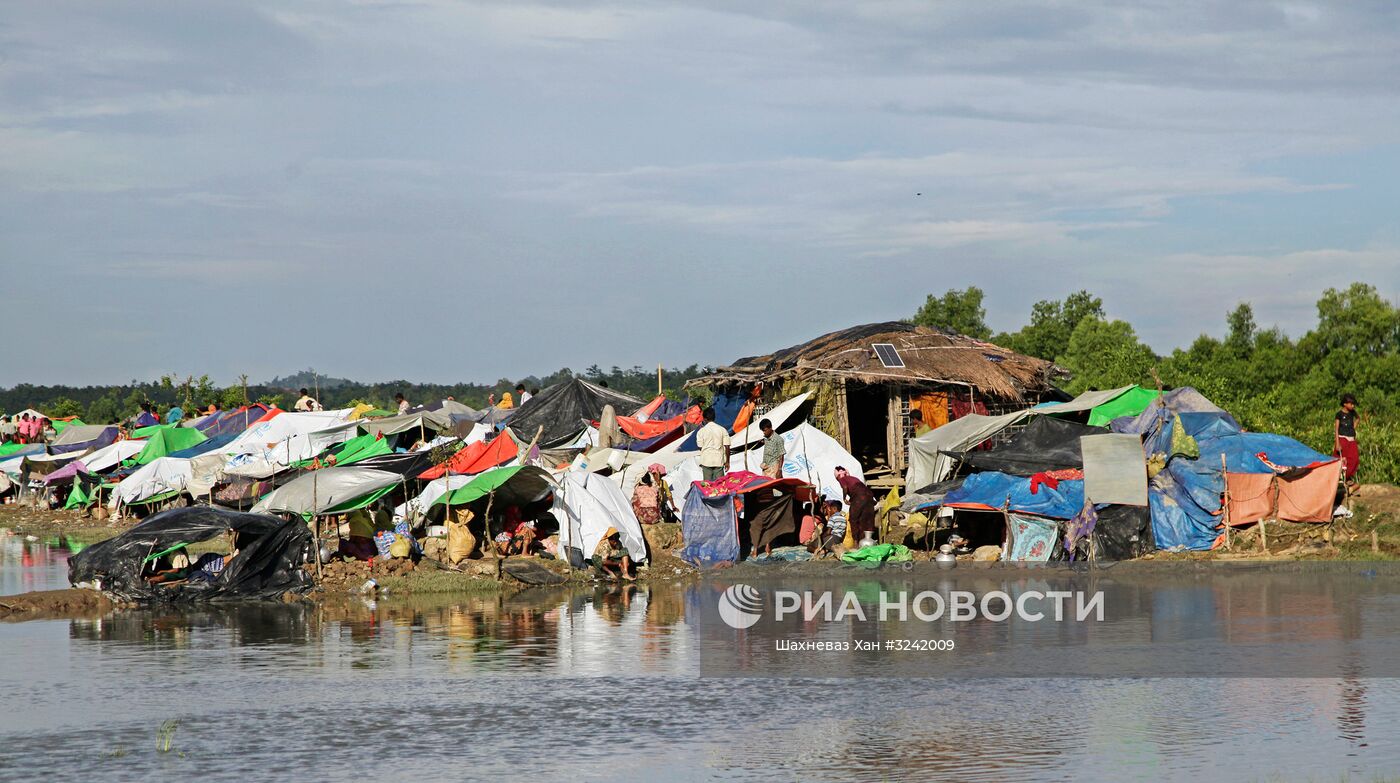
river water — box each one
[2,538,1399,782]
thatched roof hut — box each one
[688,322,1065,481]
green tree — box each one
[1224,303,1256,356]
[1059,318,1158,394]
[912,287,991,339]
[45,397,85,418]
[995,290,1104,360]
[86,393,123,424]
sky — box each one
[2,0,1397,386]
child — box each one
[809,499,847,557]
[1335,393,1360,487]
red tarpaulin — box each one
[419,431,519,479]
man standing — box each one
[834,466,876,543]
[696,407,730,482]
[516,384,531,405]
[0,415,15,443]
[395,393,411,415]
[759,418,785,479]
[1335,393,1361,487]
[294,388,322,412]
[165,404,183,425]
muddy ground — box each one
[3,484,1398,621]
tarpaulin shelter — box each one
[68,506,313,602]
[664,422,862,508]
[614,397,688,452]
[947,416,1103,476]
[294,431,391,468]
[130,426,208,465]
[668,392,812,454]
[1035,385,1161,427]
[1111,388,1334,551]
[47,424,119,455]
[353,449,436,478]
[679,472,813,565]
[195,404,271,438]
[222,410,354,459]
[942,470,1085,520]
[43,459,88,485]
[505,379,643,449]
[686,322,1066,475]
[251,467,403,517]
[431,465,555,509]
[168,432,239,460]
[112,455,226,506]
[553,471,648,566]
[419,431,520,479]
[79,440,147,473]
[905,410,1031,489]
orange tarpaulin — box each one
[1226,461,1341,525]
[617,414,684,440]
[419,431,519,479]
[1277,460,1341,523]
[1225,473,1275,526]
[911,391,950,430]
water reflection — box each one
[1,571,1399,782]
[0,527,84,595]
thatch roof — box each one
[687,321,1064,401]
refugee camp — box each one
[0,301,1381,604]
[7,2,1400,779]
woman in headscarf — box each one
[632,472,662,525]
[497,392,514,409]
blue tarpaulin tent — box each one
[942,471,1085,519]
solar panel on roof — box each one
[872,343,905,368]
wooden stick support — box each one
[1372,530,1379,555]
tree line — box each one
[913,282,1400,483]
[0,365,716,426]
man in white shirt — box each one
[395,393,410,415]
[695,407,730,482]
[293,388,322,412]
[516,384,531,405]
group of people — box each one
[487,384,538,410]
[0,413,53,444]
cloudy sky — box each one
[2,1,1397,386]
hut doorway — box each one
[846,381,890,472]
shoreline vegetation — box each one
[5,483,1399,621]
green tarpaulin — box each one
[840,543,913,568]
[293,432,391,468]
[131,427,208,465]
[65,482,90,510]
[431,466,555,509]
[131,423,174,438]
[51,418,85,434]
[1086,386,1162,427]
[0,442,25,457]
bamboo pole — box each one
[1220,454,1232,550]
[312,468,323,578]
[657,364,663,397]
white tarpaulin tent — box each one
[112,457,193,506]
[222,410,354,456]
[79,440,147,473]
[553,471,647,564]
[252,466,402,516]
[665,422,864,508]
[904,410,1031,489]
